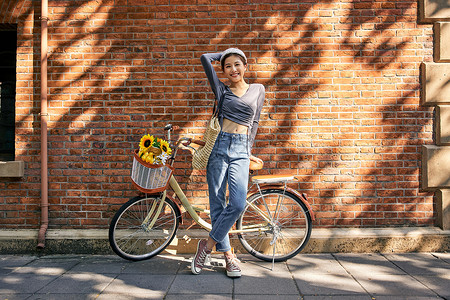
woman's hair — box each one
[220,53,247,70]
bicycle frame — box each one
[168,175,274,234]
[109,127,314,263]
[137,132,312,237]
[142,191,167,231]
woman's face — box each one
[223,54,247,83]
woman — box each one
[191,48,265,278]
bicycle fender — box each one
[247,185,315,221]
[166,195,183,224]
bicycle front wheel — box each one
[237,189,312,262]
[109,195,180,261]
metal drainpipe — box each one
[37,0,49,249]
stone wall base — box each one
[1,227,448,256]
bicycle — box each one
[109,124,314,264]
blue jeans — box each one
[206,131,250,252]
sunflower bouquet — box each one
[138,134,172,165]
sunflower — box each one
[139,134,154,151]
[141,151,155,164]
[138,148,145,158]
[159,139,172,155]
[147,152,155,164]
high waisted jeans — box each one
[206,131,250,252]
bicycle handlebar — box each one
[168,136,205,165]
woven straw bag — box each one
[192,98,222,170]
[192,114,220,169]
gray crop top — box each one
[201,53,265,153]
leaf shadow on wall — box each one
[8,0,435,231]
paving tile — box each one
[374,297,444,300]
[28,294,100,300]
[102,274,173,298]
[236,295,301,300]
[292,273,367,296]
[413,274,450,299]
[11,257,80,276]
[37,273,114,294]
[29,255,83,263]
[287,254,348,275]
[355,274,436,297]
[165,294,232,300]
[333,253,406,275]
[233,255,298,295]
[0,274,58,294]
[239,256,292,278]
[303,296,372,300]
[0,294,33,300]
[12,265,75,276]
[383,253,450,276]
[234,273,299,295]
[431,252,450,263]
[0,256,37,275]
[168,274,233,294]
[96,293,164,300]
[68,257,128,274]
[121,255,183,275]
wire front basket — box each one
[131,150,174,194]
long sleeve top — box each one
[200,52,265,154]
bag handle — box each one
[212,92,224,118]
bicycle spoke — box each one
[109,196,179,261]
[273,193,284,223]
[246,235,265,252]
[237,190,312,262]
[117,231,143,253]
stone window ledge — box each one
[0,161,24,177]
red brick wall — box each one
[0,0,435,229]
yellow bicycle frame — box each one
[142,191,167,231]
[139,175,274,234]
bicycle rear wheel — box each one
[109,195,180,261]
[237,189,312,262]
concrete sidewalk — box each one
[0,253,449,300]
